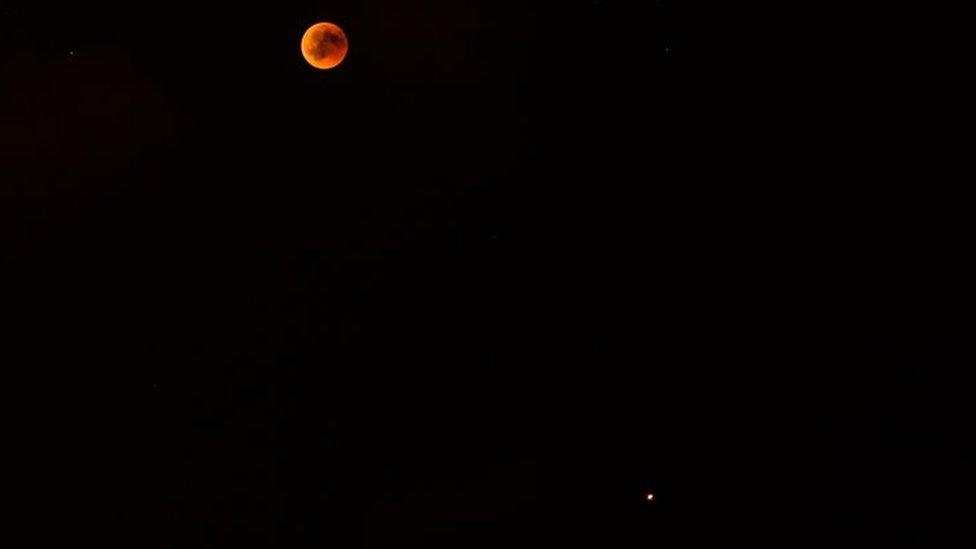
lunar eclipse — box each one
[301,22,348,70]
[3,2,690,547]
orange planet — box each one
[301,22,349,70]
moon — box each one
[301,22,349,70]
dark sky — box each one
[1,2,679,546]
[2,2,967,547]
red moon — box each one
[301,22,348,70]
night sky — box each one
[2,1,968,547]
